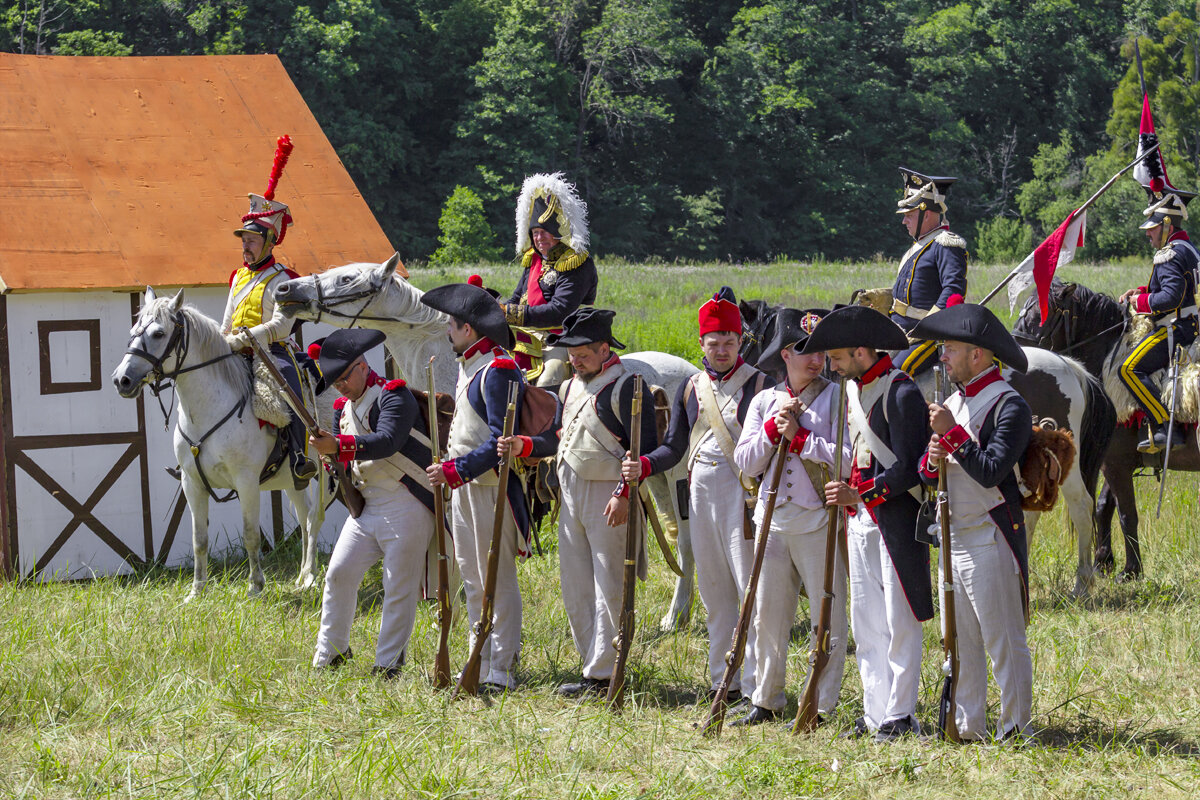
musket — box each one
[979,143,1160,307]
[607,375,643,710]
[238,327,364,518]
[792,377,848,734]
[453,380,519,698]
[933,365,962,743]
[426,356,453,689]
[702,425,790,736]
[1156,336,1181,518]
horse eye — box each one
[340,275,352,284]
[151,330,165,339]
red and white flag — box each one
[1007,210,1088,323]
[1133,93,1173,193]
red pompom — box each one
[491,357,518,370]
[307,342,323,360]
[468,274,484,287]
[263,135,294,201]
[946,293,965,308]
[384,379,407,391]
[333,397,347,410]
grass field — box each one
[3,260,1199,799]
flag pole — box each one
[1135,38,1148,99]
[979,142,1159,307]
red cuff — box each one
[516,435,534,459]
[857,476,888,509]
[443,460,465,489]
[764,416,782,444]
[335,434,357,464]
[788,426,811,454]
[639,456,652,479]
[939,425,971,454]
[613,477,630,498]
[919,452,939,480]
[1133,292,1152,314]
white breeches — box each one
[313,486,434,669]
[940,523,1033,739]
[847,508,924,730]
[752,524,848,713]
[689,458,757,694]
[451,480,523,689]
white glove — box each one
[224,330,253,351]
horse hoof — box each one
[296,573,316,591]
[184,591,200,603]
[248,585,265,598]
[1116,569,1141,584]
[659,610,691,633]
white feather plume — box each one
[515,172,590,255]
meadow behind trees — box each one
[2,260,1198,799]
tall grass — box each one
[2,260,1197,798]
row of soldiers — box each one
[219,142,1197,741]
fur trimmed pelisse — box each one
[252,358,293,429]
[1102,314,1200,423]
[1020,426,1075,512]
[853,287,894,316]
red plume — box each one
[263,135,294,201]
[946,293,965,308]
[307,341,323,360]
[468,274,484,287]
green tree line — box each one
[5,0,1200,264]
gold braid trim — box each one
[551,249,589,272]
[520,248,536,269]
[505,303,526,326]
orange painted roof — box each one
[0,54,393,293]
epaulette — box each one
[384,378,407,391]
[491,357,519,370]
[333,397,347,410]
[521,248,536,270]
[283,268,300,280]
[1154,246,1176,265]
[228,269,239,287]
[935,231,967,249]
[553,249,589,272]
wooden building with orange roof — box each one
[0,53,394,579]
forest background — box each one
[6,0,1200,267]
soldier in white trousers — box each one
[309,329,437,676]
[423,282,534,693]
[911,301,1035,742]
[732,308,850,726]
[621,287,770,705]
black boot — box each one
[1154,424,1186,452]
[286,416,318,488]
[729,705,777,727]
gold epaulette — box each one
[1154,246,1176,265]
[935,231,967,249]
[552,249,589,272]
[521,248,536,270]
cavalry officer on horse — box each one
[912,302,1035,743]
[220,135,317,487]
[500,173,599,387]
[1117,185,1200,453]
[890,168,969,377]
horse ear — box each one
[144,286,157,304]
[739,299,758,324]
[169,289,184,311]
[381,252,409,279]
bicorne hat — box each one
[515,172,590,255]
[421,282,515,350]
[546,307,625,349]
[758,308,827,375]
[315,329,387,392]
[800,305,910,354]
[909,301,1028,372]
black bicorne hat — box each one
[757,308,827,374]
[316,328,386,392]
[421,282,515,350]
[896,167,957,215]
[529,195,563,238]
[546,307,626,349]
[799,305,909,354]
[909,302,1028,372]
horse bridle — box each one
[124,309,238,423]
[310,271,399,326]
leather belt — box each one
[891,299,930,320]
[1154,305,1198,329]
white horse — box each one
[273,256,702,630]
[112,288,328,600]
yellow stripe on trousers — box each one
[1119,328,1169,424]
[901,339,939,375]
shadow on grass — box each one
[1031,574,1198,613]
[1036,718,1200,755]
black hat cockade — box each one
[546,307,626,350]
[421,282,515,350]
[896,167,956,216]
[799,305,910,354]
[314,328,386,393]
[909,302,1028,373]
[1140,186,1197,230]
[758,308,827,374]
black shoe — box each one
[729,705,777,727]
[556,677,609,698]
[1155,426,1186,452]
[371,665,401,680]
[874,715,920,744]
[320,647,353,669]
[703,688,743,706]
[840,716,870,739]
[479,681,512,696]
[292,457,318,488]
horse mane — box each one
[1062,279,1123,329]
[140,298,251,393]
[334,261,450,331]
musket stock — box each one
[607,375,643,710]
[934,365,962,743]
[427,356,453,689]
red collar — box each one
[600,352,622,373]
[855,354,893,387]
[1168,230,1191,243]
[243,255,277,272]
[463,336,499,360]
[961,366,1003,397]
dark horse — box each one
[1011,278,1200,580]
[741,297,1116,595]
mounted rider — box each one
[221,135,317,487]
[889,168,969,377]
[500,173,599,387]
[1117,185,1200,453]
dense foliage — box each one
[5,0,1200,263]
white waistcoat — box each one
[446,350,499,485]
[341,383,430,497]
[686,362,756,472]
[943,380,1013,530]
[558,364,628,481]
